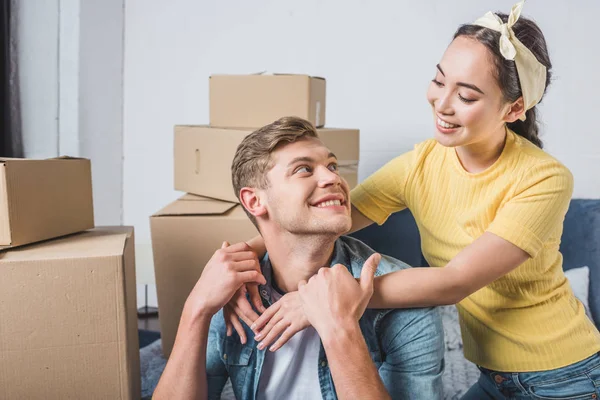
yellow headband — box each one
[472,0,547,121]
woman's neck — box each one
[455,126,508,174]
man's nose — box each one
[317,167,341,187]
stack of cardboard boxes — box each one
[150,74,361,357]
[0,157,140,399]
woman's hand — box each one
[251,291,311,351]
[224,283,266,344]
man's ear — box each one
[503,97,525,123]
[239,187,267,218]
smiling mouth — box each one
[437,117,461,129]
[314,199,344,208]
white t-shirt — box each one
[256,290,324,400]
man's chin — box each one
[311,218,352,236]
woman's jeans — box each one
[461,352,600,399]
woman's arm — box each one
[370,231,529,308]
[250,231,529,349]
[348,205,376,234]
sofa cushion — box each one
[560,200,600,326]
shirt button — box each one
[223,354,228,360]
[321,360,327,367]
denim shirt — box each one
[205,236,445,400]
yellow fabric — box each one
[351,130,600,371]
[472,0,547,121]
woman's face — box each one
[426,36,516,148]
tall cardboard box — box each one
[0,157,94,249]
[174,125,359,203]
[150,195,258,357]
[0,227,140,400]
[209,74,326,128]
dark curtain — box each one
[1,0,22,158]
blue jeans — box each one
[461,353,600,399]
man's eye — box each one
[328,164,338,172]
[295,166,311,174]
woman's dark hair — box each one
[453,13,551,148]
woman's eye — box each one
[432,79,444,87]
[458,94,476,104]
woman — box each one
[228,2,600,398]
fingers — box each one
[228,259,261,272]
[229,251,261,263]
[269,325,300,352]
[230,314,247,344]
[257,318,289,351]
[237,270,267,285]
[251,301,281,332]
[360,253,381,291]
[221,241,252,253]
[224,307,233,337]
[254,312,283,343]
[249,284,267,313]
[233,298,260,327]
[221,241,230,249]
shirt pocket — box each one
[221,337,255,399]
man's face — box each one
[260,137,352,236]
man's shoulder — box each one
[337,236,412,277]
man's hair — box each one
[231,116,319,226]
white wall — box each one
[18,1,600,289]
[124,0,600,284]
[17,0,124,226]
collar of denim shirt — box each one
[258,238,352,305]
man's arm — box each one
[153,242,265,400]
[297,253,390,400]
[378,307,445,400]
[320,321,390,400]
[152,305,213,400]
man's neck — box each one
[263,232,337,294]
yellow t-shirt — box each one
[351,129,600,372]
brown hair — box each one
[231,116,319,226]
[454,13,552,148]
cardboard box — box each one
[150,194,258,357]
[174,125,359,203]
[0,157,94,249]
[0,227,140,400]
[209,74,326,128]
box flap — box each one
[0,156,87,163]
[0,227,132,261]
[153,195,238,217]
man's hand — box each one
[185,241,266,319]
[297,253,381,339]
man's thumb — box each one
[221,241,230,249]
[360,253,381,291]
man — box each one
[154,117,444,400]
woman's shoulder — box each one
[509,132,573,189]
[511,131,568,169]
